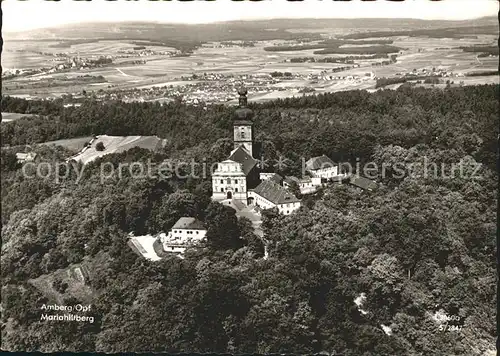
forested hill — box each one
[2,85,498,169]
[1,85,498,354]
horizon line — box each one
[4,14,496,34]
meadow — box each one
[1,112,35,123]
[2,28,498,100]
[69,135,168,165]
[40,137,95,153]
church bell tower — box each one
[233,87,254,157]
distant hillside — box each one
[3,21,323,52]
[340,24,498,39]
[4,16,497,51]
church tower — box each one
[233,87,254,157]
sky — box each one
[2,0,498,32]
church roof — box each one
[172,217,206,230]
[233,119,253,126]
[306,155,337,171]
[268,173,283,184]
[229,145,258,175]
[348,176,377,191]
[252,180,300,205]
[284,176,300,185]
[284,175,312,185]
[234,107,254,121]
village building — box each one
[259,172,283,185]
[161,217,207,256]
[248,180,301,215]
[305,154,341,179]
[348,176,378,191]
[16,152,38,164]
[283,175,322,195]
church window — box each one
[221,188,224,192]
[240,129,246,139]
[235,188,238,192]
[227,178,231,184]
[220,179,223,184]
[234,179,238,184]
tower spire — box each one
[238,87,248,107]
[233,87,253,157]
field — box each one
[40,136,95,153]
[1,112,35,123]
[2,21,498,100]
[128,235,162,261]
[27,252,110,305]
[69,135,168,165]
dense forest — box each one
[313,45,402,56]
[459,45,499,56]
[263,39,401,55]
[289,54,393,63]
[1,85,498,354]
[6,21,323,53]
[340,25,498,39]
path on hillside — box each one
[223,199,268,258]
[116,68,130,77]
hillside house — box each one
[305,154,341,179]
[259,172,283,185]
[283,175,322,195]
[248,180,301,215]
[161,217,207,256]
[16,152,38,164]
[348,176,378,191]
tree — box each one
[1,150,19,171]
[95,142,105,151]
[209,138,233,162]
[154,190,199,232]
[288,180,302,199]
[1,85,497,354]
[238,217,264,257]
[204,201,242,250]
[52,278,69,293]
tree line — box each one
[1,84,498,354]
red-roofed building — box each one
[161,217,207,256]
[248,180,301,215]
[305,154,342,179]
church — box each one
[211,88,301,215]
[211,87,259,204]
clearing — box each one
[69,134,168,164]
[1,112,35,123]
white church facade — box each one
[211,159,249,202]
[211,87,302,215]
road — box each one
[115,68,130,77]
[222,199,269,258]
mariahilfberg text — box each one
[40,303,95,324]
[40,313,95,323]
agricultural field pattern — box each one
[2,17,498,106]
